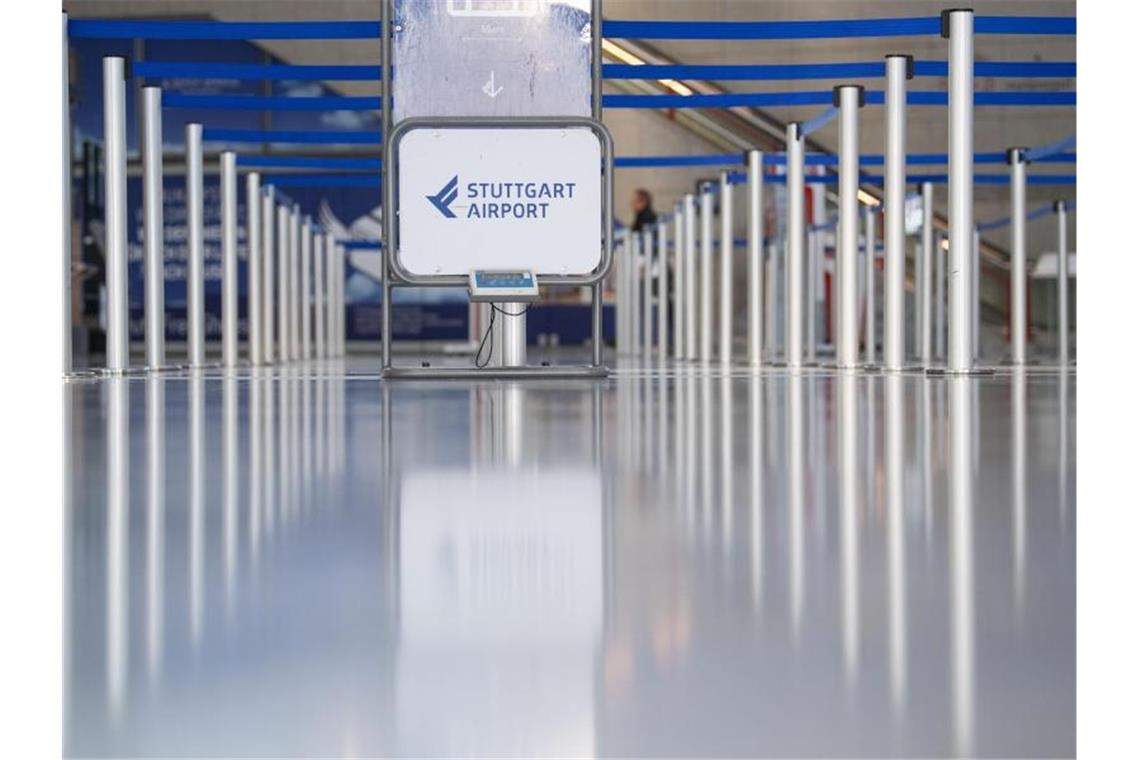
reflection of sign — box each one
[447,0,540,17]
[396,126,602,276]
[905,192,923,235]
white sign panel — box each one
[396,126,603,277]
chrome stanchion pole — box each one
[289,205,301,361]
[786,124,805,368]
[336,243,347,356]
[684,193,698,361]
[719,171,734,365]
[301,219,312,361]
[936,232,946,359]
[261,188,275,363]
[142,86,165,370]
[920,181,934,364]
[615,230,625,354]
[642,228,653,357]
[314,229,325,359]
[629,231,641,356]
[700,186,714,362]
[747,149,765,367]
[103,56,129,373]
[220,151,238,368]
[658,215,669,358]
[63,12,72,372]
[864,203,876,364]
[186,122,205,368]
[884,55,911,371]
[1009,147,1028,365]
[326,232,336,356]
[247,173,262,365]
[836,85,865,369]
[808,167,826,363]
[945,8,976,372]
[276,205,289,362]
[1056,200,1069,364]
[673,203,685,360]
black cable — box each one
[490,303,532,318]
[474,307,495,368]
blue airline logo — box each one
[426,175,460,218]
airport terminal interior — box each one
[62,1,1076,757]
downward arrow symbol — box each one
[481,71,504,99]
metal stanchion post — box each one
[289,206,301,360]
[1056,201,1069,363]
[945,8,976,372]
[103,56,129,373]
[684,194,698,361]
[220,151,238,367]
[314,229,325,359]
[276,205,289,362]
[747,149,764,367]
[972,226,981,359]
[186,122,205,368]
[884,54,911,371]
[673,203,685,360]
[719,171,734,365]
[301,219,312,360]
[786,124,805,367]
[658,215,669,358]
[1009,147,1027,364]
[63,13,72,372]
[864,203,876,364]
[261,188,275,363]
[336,244,347,356]
[808,166,826,363]
[936,233,946,359]
[836,84,865,369]
[142,86,165,370]
[642,228,653,356]
[700,186,714,362]
[247,173,262,365]
[629,231,641,355]
[920,181,934,363]
[326,232,336,356]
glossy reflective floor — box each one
[65,357,1075,758]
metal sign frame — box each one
[379,0,610,378]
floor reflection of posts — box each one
[885,374,908,711]
[106,378,128,719]
[146,376,165,684]
[189,374,204,648]
[1012,371,1027,619]
[948,376,976,755]
[838,373,860,683]
[224,375,238,615]
[749,375,764,608]
[787,377,805,641]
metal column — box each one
[936,233,946,359]
[289,206,301,360]
[673,203,685,360]
[276,205,289,362]
[920,181,934,363]
[1009,147,1028,365]
[336,244,347,355]
[247,173,262,365]
[1056,201,1069,363]
[658,215,669,358]
[301,220,312,360]
[747,149,764,367]
[642,228,653,356]
[864,204,876,364]
[700,186,714,362]
[972,227,981,359]
[325,232,336,355]
[945,8,976,372]
[261,189,275,363]
[785,124,805,368]
[684,194,698,361]
[836,85,864,369]
[220,151,238,367]
[883,55,911,371]
[103,56,129,373]
[63,12,72,372]
[629,231,641,355]
[314,229,325,359]
[719,171,734,365]
[185,122,205,367]
[142,86,165,369]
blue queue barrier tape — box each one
[603,61,1074,81]
[261,174,379,188]
[340,240,383,250]
[164,93,382,111]
[1026,134,1077,162]
[67,19,381,39]
[237,156,382,170]
[978,202,1058,232]
[602,17,941,40]
[800,106,839,137]
[762,173,1075,186]
[974,16,1076,35]
[614,154,743,168]
[604,90,1074,109]
[134,62,381,81]
[614,151,1076,169]
[203,128,383,145]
